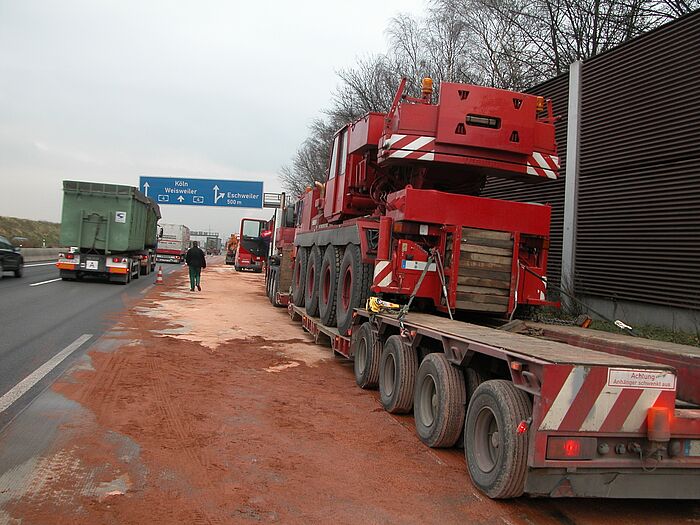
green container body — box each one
[59,181,161,253]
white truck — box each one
[156,223,190,263]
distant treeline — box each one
[0,216,60,247]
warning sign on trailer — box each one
[607,368,676,390]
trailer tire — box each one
[336,244,372,336]
[271,267,281,307]
[379,335,417,414]
[291,248,308,306]
[304,245,322,317]
[318,245,342,327]
[352,323,380,389]
[414,353,467,448]
[464,380,531,499]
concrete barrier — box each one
[20,248,62,263]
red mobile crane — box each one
[276,78,700,499]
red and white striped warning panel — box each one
[526,152,559,179]
[373,260,393,288]
[538,365,676,433]
[382,134,435,161]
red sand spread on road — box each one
[3,262,698,524]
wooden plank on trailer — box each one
[461,252,512,266]
[460,244,513,257]
[457,276,511,289]
[457,268,512,281]
[459,237,514,250]
[456,285,510,297]
[461,227,511,241]
[455,301,508,313]
[457,292,509,305]
[459,259,512,272]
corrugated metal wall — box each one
[481,74,569,290]
[482,11,700,311]
[575,12,700,310]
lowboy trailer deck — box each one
[288,303,700,499]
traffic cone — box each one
[155,265,164,285]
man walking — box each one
[185,241,207,291]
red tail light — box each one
[66,253,75,260]
[112,257,122,263]
[546,437,596,460]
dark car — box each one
[0,235,23,278]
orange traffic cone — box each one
[155,265,164,285]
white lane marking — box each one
[0,334,93,413]
[24,262,57,268]
[29,278,62,287]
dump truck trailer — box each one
[56,180,160,283]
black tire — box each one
[318,245,342,327]
[464,380,532,499]
[291,248,308,306]
[352,323,380,389]
[14,264,23,278]
[336,244,372,335]
[414,353,467,448]
[456,367,487,449]
[379,335,418,414]
[270,267,281,307]
[304,245,322,317]
[265,267,273,300]
[234,265,241,272]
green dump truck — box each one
[56,180,161,284]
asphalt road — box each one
[0,260,184,430]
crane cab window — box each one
[328,128,348,180]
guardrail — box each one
[20,248,62,263]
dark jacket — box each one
[185,246,207,268]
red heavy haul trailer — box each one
[265,195,297,307]
[234,218,271,273]
[279,77,700,499]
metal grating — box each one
[481,74,569,292]
[575,11,700,310]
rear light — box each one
[546,437,597,460]
[647,406,671,442]
[66,253,75,260]
[112,257,122,263]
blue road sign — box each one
[138,176,263,208]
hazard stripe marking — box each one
[539,367,587,430]
[557,367,608,431]
[621,389,663,432]
[598,388,644,433]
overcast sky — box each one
[0,0,425,238]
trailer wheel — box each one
[352,323,380,389]
[336,244,372,336]
[270,267,281,307]
[291,248,308,306]
[464,380,532,499]
[318,245,342,327]
[414,353,466,448]
[379,335,417,414]
[304,245,322,317]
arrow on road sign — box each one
[213,185,225,204]
[177,196,185,203]
[143,182,150,197]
